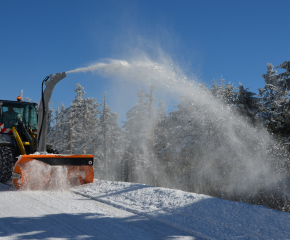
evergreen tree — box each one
[94,92,127,180]
[156,101,167,123]
[154,93,209,191]
[48,84,102,155]
[210,76,237,103]
[68,84,101,154]
[47,108,54,134]
[232,83,259,124]
[210,77,259,123]
[48,106,60,151]
[122,89,157,185]
[258,62,290,135]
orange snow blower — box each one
[13,154,94,190]
[0,72,94,190]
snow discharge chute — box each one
[0,72,94,190]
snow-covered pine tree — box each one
[68,84,101,155]
[47,108,54,134]
[47,104,69,153]
[210,76,237,104]
[154,92,210,191]
[122,89,157,185]
[155,83,259,195]
[47,106,59,151]
[230,83,259,124]
[210,77,259,124]
[48,84,102,155]
[156,101,167,124]
[258,62,290,135]
[94,92,127,181]
[60,103,73,153]
[18,90,32,102]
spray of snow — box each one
[66,58,181,88]
[66,54,288,198]
[20,160,82,191]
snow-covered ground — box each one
[1,180,290,239]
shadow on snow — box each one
[0,212,199,240]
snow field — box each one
[0,183,198,239]
[1,180,290,239]
[73,180,290,239]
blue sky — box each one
[1,0,289,122]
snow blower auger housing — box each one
[0,72,94,190]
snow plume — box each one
[19,160,82,191]
[66,60,130,74]
[67,54,289,205]
[66,55,180,90]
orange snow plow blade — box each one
[12,154,94,190]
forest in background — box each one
[47,61,290,211]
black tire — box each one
[46,148,59,154]
[0,146,14,183]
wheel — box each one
[0,146,14,183]
[46,148,59,154]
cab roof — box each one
[0,100,37,106]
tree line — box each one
[47,61,290,211]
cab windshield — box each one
[0,103,38,130]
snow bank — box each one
[73,180,290,239]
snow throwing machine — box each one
[0,73,94,190]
